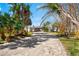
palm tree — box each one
[0,3,32,42]
[38,3,60,26]
[52,22,60,32]
[0,12,15,42]
[38,3,79,37]
[0,12,6,40]
[21,4,32,32]
[9,3,32,35]
[42,21,50,32]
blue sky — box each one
[0,3,57,27]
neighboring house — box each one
[52,26,59,32]
[31,26,42,32]
[51,22,60,32]
[48,24,52,32]
[24,25,32,32]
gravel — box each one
[0,32,67,56]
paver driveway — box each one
[0,32,67,56]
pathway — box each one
[0,32,67,56]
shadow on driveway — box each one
[0,32,58,50]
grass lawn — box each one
[0,38,4,44]
[48,32,59,35]
[26,32,33,37]
[60,37,79,56]
[48,32,79,55]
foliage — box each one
[14,20,24,31]
[0,37,4,44]
[52,22,60,27]
[42,21,50,32]
[0,3,32,42]
[48,32,59,35]
[75,31,79,38]
[26,32,32,37]
[60,37,79,56]
[38,3,60,25]
[38,3,79,37]
[42,26,49,32]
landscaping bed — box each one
[0,32,32,44]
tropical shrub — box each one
[42,26,49,32]
[0,3,32,42]
[26,32,32,37]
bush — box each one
[0,37,4,44]
[25,32,32,37]
[75,31,79,38]
[43,27,48,32]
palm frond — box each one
[37,4,49,11]
[40,10,54,26]
[38,3,60,26]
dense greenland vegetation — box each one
[0,3,32,43]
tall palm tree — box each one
[38,3,79,37]
[38,3,60,26]
[9,3,32,34]
[0,12,6,40]
[0,12,15,42]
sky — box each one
[0,3,57,27]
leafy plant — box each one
[0,3,32,43]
